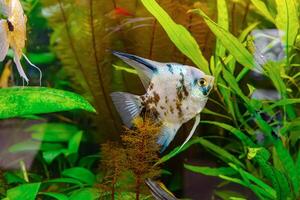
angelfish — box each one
[0,0,41,83]
[111,51,214,152]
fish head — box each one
[190,67,214,98]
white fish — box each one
[0,0,41,83]
[111,51,214,152]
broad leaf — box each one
[62,167,96,186]
[39,192,68,200]
[7,183,41,200]
[69,188,99,200]
[0,87,95,119]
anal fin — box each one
[158,123,181,152]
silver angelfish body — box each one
[111,51,214,152]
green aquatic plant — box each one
[98,117,161,200]
[140,0,300,199]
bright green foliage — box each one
[144,0,300,199]
[0,87,95,119]
[6,183,41,200]
[62,167,96,186]
[140,0,209,74]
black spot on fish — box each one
[169,105,174,114]
[165,96,169,104]
[166,64,174,74]
[176,100,183,118]
[176,72,189,101]
[160,106,165,110]
[6,20,14,32]
[148,83,154,90]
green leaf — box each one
[7,183,41,200]
[8,140,41,152]
[69,188,99,200]
[157,137,245,167]
[27,52,56,65]
[202,108,232,120]
[296,153,300,191]
[79,155,101,169]
[0,87,96,119]
[184,165,237,176]
[250,0,275,23]
[43,149,66,164]
[44,178,83,187]
[216,0,229,58]
[39,192,68,200]
[214,190,247,200]
[191,9,255,70]
[4,172,26,184]
[141,0,209,74]
[113,64,137,75]
[201,121,255,146]
[228,163,276,199]
[275,0,299,55]
[29,123,79,142]
[68,131,83,155]
[62,167,96,186]
[274,141,299,196]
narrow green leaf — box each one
[113,64,138,75]
[296,153,300,192]
[0,87,96,119]
[7,183,41,200]
[250,0,275,23]
[191,9,255,70]
[274,141,299,195]
[228,163,276,199]
[216,0,229,58]
[201,121,255,146]
[62,167,96,186]
[214,190,247,200]
[202,108,232,120]
[275,0,299,55]
[141,0,209,73]
[184,165,237,176]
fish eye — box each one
[198,78,207,87]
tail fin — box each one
[110,92,142,127]
[145,179,178,200]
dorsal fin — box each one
[112,51,159,88]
